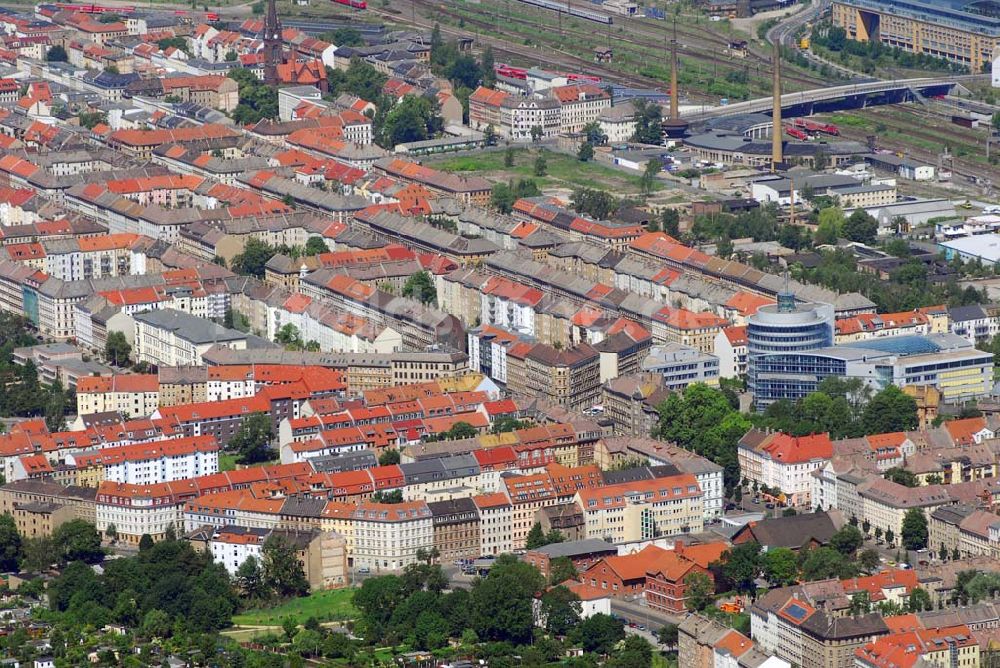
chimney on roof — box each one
[675,539,684,556]
[771,40,783,172]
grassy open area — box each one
[219,454,239,472]
[232,588,359,626]
[428,148,662,194]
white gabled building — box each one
[209,525,269,575]
[714,325,748,379]
[737,430,834,508]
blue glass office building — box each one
[749,332,993,410]
[747,292,835,409]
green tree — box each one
[861,385,918,434]
[481,45,496,86]
[661,208,681,236]
[231,237,281,278]
[640,159,661,195]
[45,378,67,432]
[540,585,581,635]
[859,548,881,572]
[570,613,624,654]
[684,571,714,611]
[578,142,595,162]
[571,187,619,219]
[530,125,543,142]
[105,331,132,366]
[78,111,107,130]
[849,590,872,615]
[228,412,273,465]
[53,519,103,564]
[156,36,189,54]
[525,522,548,549]
[658,623,679,648]
[263,534,310,598]
[378,449,401,466]
[228,68,278,124]
[883,467,919,487]
[275,323,304,351]
[235,555,268,600]
[46,45,67,62]
[720,541,762,595]
[800,546,856,580]
[470,554,545,643]
[483,123,497,146]
[490,182,515,214]
[381,95,443,146]
[372,489,404,503]
[533,154,547,177]
[901,508,928,550]
[303,237,329,256]
[814,206,843,245]
[323,27,364,46]
[402,270,437,305]
[141,608,172,637]
[608,635,653,668]
[843,209,879,245]
[549,555,577,584]
[504,147,515,167]
[631,98,663,144]
[138,534,153,552]
[0,513,22,571]
[582,121,607,145]
[655,384,751,492]
[763,547,798,586]
[908,586,932,612]
[830,524,864,557]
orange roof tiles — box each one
[760,432,833,464]
[944,417,987,445]
[77,374,158,394]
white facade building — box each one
[351,501,434,572]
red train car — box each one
[332,0,367,9]
[56,3,134,12]
[793,118,839,136]
[786,126,808,141]
[566,73,602,82]
[495,64,528,79]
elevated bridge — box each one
[685,75,986,123]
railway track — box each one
[473,1,826,89]
[488,5,822,86]
[371,0,663,88]
[377,0,822,94]
[830,105,1000,184]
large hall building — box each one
[831,0,1000,71]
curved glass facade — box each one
[747,298,835,409]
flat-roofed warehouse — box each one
[831,0,1000,70]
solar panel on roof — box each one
[784,604,808,620]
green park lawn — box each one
[232,588,359,626]
[428,148,661,194]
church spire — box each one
[263,0,283,87]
